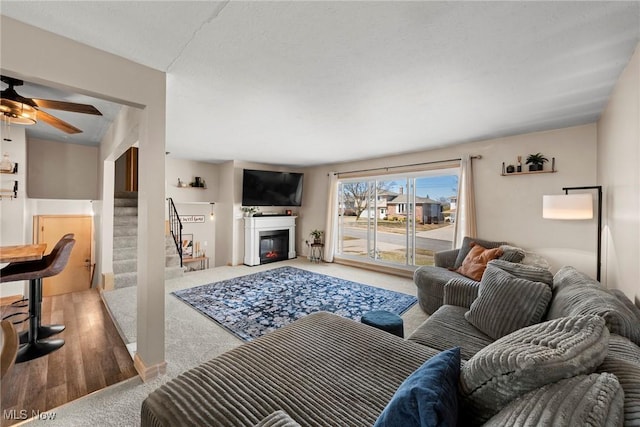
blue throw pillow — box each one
[373,347,460,427]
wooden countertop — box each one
[0,243,47,263]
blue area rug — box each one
[171,266,417,341]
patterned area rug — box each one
[171,266,417,341]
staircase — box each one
[113,192,184,289]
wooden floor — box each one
[0,289,137,426]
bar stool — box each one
[22,234,74,344]
[0,238,75,363]
[2,234,74,344]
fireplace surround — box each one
[244,216,296,266]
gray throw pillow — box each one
[498,245,526,264]
[483,373,624,427]
[464,264,552,340]
[548,266,640,345]
[488,259,553,285]
[460,315,610,424]
[520,251,551,269]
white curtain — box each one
[323,173,339,262]
[453,154,477,248]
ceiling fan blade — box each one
[33,98,102,116]
[37,110,83,134]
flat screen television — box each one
[242,169,304,207]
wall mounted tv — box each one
[242,169,304,207]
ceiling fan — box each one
[0,75,102,134]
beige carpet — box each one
[22,258,427,426]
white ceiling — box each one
[2,1,639,167]
[0,79,122,146]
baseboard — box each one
[102,272,115,291]
[134,353,167,382]
[333,257,415,279]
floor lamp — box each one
[542,186,603,281]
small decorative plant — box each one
[525,153,549,171]
[241,206,259,216]
[310,229,323,243]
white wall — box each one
[0,127,28,297]
[214,161,236,267]
[301,124,599,275]
[165,157,219,203]
[597,43,640,303]
[27,138,98,199]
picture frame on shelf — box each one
[182,234,194,258]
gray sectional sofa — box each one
[141,261,640,426]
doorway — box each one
[33,215,93,296]
[115,147,138,193]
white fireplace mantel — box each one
[244,216,297,266]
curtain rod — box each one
[331,155,482,176]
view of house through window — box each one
[336,168,459,267]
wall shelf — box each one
[175,185,207,189]
[501,170,557,176]
[0,162,19,175]
[501,157,556,176]
[0,180,18,200]
[176,176,207,189]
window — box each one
[336,168,459,268]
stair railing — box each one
[167,198,183,267]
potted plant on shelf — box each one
[526,153,549,171]
[310,229,323,244]
[241,206,259,217]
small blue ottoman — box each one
[361,310,404,338]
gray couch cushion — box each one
[141,312,440,427]
[609,288,640,323]
[434,248,459,268]
[460,315,610,424]
[483,373,624,427]
[488,259,553,285]
[414,266,470,315]
[407,305,493,361]
[464,264,552,340]
[443,278,480,309]
[596,334,640,425]
[254,411,301,427]
[548,266,640,345]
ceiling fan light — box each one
[0,99,37,125]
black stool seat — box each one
[361,310,404,338]
[0,237,75,363]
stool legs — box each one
[17,279,65,344]
[15,278,64,363]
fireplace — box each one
[259,230,289,264]
[244,216,297,266]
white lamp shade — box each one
[543,194,593,220]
